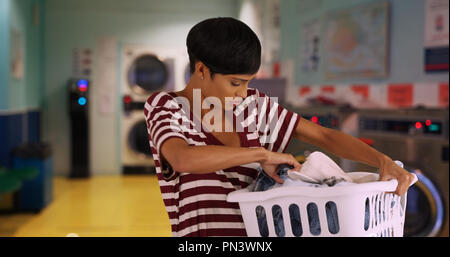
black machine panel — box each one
[68,78,90,178]
[360,118,443,136]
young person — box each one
[144,17,415,237]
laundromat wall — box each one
[0,0,45,111]
[0,0,45,169]
[42,0,240,176]
[279,0,448,92]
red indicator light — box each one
[124,95,132,104]
[311,116,318,123]
[78,83,87,92]
[415,122,422,129]
[425,120,431,126]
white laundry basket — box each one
[227,172,417,237]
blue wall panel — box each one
[0,110,41,167]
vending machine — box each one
[68,78,90,178]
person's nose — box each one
[236,85,248,99]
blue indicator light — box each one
[77,79,88,86]
[78,97,87,106]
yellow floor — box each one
[0,175,172,237]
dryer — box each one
[121,44,177,100]
[121,106,155,174]
[120,44,187,174]
[355,108,449,237]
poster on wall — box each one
[300,19,320,73]
[323,1,389,80]
[72,48,93,79]
[10,29,24,80]
[424,0,449,72]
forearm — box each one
[177,145,267,174]
[317,128,390,168]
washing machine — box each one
[355,108,449,237]
[120,44,188,174]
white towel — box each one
[288,151,353,184]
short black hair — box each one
[186,17,261,78]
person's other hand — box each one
[379,157,416,196]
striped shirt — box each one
[144,88,300,237]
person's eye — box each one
[231,81,241,87]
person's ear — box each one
[195,61,209,80]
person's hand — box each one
[379,156,416,196]
[258,149,301,184]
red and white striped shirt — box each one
[144,88,300,237]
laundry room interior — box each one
[0,0,448,237]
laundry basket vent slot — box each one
[255,206,269,237]
[289,204,302,237]
[307,203,321,235]
[364,197,370,231]
[325,201,340,234]
[272,205,285,237]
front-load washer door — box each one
[404,168,445,237]
[128,119,153,159]
[128,54,169,95]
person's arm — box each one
[160,137,301,183]
[294,117,415,195]
[294,117,387,168]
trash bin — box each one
[0,169,22,202]
[11,142,53,212]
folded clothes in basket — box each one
[249,152,358,236]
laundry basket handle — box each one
[381,173,418,193]
[394,160,418,185]
[381,160,418,194]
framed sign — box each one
[323,1,390,79]
[424,0,449,72]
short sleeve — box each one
[255,90,301,153]
[144,92,189,182]
[144,96,189,156]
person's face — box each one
[202,72,256,111]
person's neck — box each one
[175,82,232,133]
[175,81,199,112]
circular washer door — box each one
[128,119,152,158]
[404,169,445,237]
[128,54,168,95]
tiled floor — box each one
[0,175,172,237]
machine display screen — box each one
[360,118,443,135]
